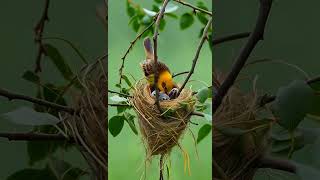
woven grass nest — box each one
[63,61,107,180]
[213,72,272,180]
[131,79,196,159]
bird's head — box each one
[158,71,176,94]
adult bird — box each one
[140,37,178,99]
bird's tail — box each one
[143,37,154,60]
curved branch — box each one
[212,0,273,115]
[108,90,132,98]
[0,132,73,142]
[213,32,250,46]
[177,18,212,97]
[172,71,189,78]
[173,0,212,16]
[0,88,76,114]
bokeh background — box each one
[215,0,320,179]
[0,0,105,179]
[108,0,212,180]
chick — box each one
[151,90,170,101]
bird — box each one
[140,37,179,99]
[151,90,170,101]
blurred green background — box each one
[215,0,320,179]
[108,0,212,180]
[0,0,105,179]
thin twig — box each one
[0,88,76,114]
[153,0,171,111]
[0,132,73,142]
[108,90,132,98]
[119,21,156,85]
[258,156,297,174]
[212,0,273,115]
[212,32,250,46]
[177,18,212,97]
[159,154,164,180]
[108,103,131,107]
[34,0,50,73]
[173,0,212,16]
[172,71,189,78]
[191,111,204,117]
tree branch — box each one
[108,90,132,98]
[173,0,212,16]
[212,32,250,46]
[108,103,131,107]
[119,21,155,85]
[153,0,171,111]
[0,88,76,114]
[191,111,204,117]
[177,18,212,97]
[212,0,273,116]
[0,132,73,142]
[34,0,50,73]
[172,71,189,78]
[258,156,297,174]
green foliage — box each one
[196,86,210,103]
[273,80,315,131]
[180,13,194,30]
[2,107,61,126]
[43,44,74,81]
[22,71,40,84]
[197,124,211,143]
[108,115,125,137]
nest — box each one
[63,60,107,180]
[213,72,271,180]
[131,80,196,159]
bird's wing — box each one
[140,60,170,77]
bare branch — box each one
[34,0,50,73]
[212,0,273,115]
[172,71,189,78]
[177,18,212,97]
[173,0,212,16]
[213,32,250,46]
[119,21,155,85]
[0,132,73,142]
[108,103,131,107]
[108,90,132,98]
[0,88,76,114]
[153,0,171,111]
[191,111,204,117]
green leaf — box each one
[196,13,208,25]
[197,124,211,143]
[117,105,128,114]
[180,13,194,30]
[28,141,60,166]
[142,15,152,25]
[273,80,314,131]
[121,75,133,88]
[108,115,125,137]
[22,71,40,84]
[110,95,127,102]
[165,13,178,19]
[143,8,157,17]
[124,112,138,135]
[2,107,61,126]
[154,0,162,4]
[309,81,320,91]
[132,18,140,32]
[196,87,210,103]
[49,158,87,180]
[196,1,209,11]
[7,167,56,180]
[159,19,166,31]
[163,3,179,13]
[43,84,67,106]
[126,0,135,17]
[43,44,74,81]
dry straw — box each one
[131,79,196,160]
[213,72,272,180]
[63,60,107,180]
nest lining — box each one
[131,79,196,158]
